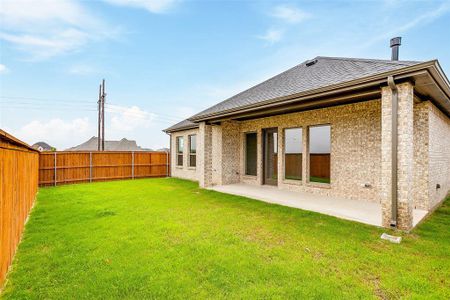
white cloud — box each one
[0,64,10,74]
[257,28,284,44]
[14,117,91,149]
[271,4,310,24]
[107,104,156,131]
[0,29,90,60]
[0,0,88,28]
[0,0,117,60]
[362,1,450,49]
[103,0,178,13]
[257,5,310,45]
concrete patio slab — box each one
[209,183,428,228]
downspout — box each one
[387,75,398,227]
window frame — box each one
[283,127,303,181]
[188,134,197,168]
[308,123,331,184]
[176,136,184,167]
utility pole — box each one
[97,79,106,151]
[101,79,106,151]
[97,83,102,151]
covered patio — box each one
[210,183,428,228]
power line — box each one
[1,107,96,111]
[0,105,95,111]
[1,104,186,124]
[0,107,178,126]
[104,104,186,121]
[0,102,96,109]
[0,96,94,104]
[1,96,189,121]
[0,104,183,122]
[104,109,181,121]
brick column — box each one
[221,121,241,184]
[198,122,213,188]
[277,127,284,186]
[381,82,414,230]
[257,128,264,185]
[302,126,309,184]
[211,125,222,186]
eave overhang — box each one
[189,60,450,123]
[163,124,199,134]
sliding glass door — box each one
[263,128,278,186]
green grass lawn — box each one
[283,175,331,184]
[1,178,449,299]
[309,176,331,184]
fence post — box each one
[131,151,134,179]
[54,152,57,186]
[166,151,169,177]
[89,152,92,183]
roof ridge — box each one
[316,56,422,66]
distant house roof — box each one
[66,137,150,151]
[31,141,53,151]
[164,56,426,132]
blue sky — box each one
[1,0,450,150]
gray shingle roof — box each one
[191,56,422,119]
[163,119,198,133]
[165,56,423,132]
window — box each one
[189,135,196,167]
[309,125,331,183]
[284,128,302,180]
[245,132,257,176]
[176,136,184,166]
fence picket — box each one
[1,131,39,287]
[38,151,170,186]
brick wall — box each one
[170,128,200,181]
[169,95,449,224]
[221,121,241,185]
[428,102,450,208]
[211,125,222,185]
[238,100,382,202]
[381,82,415,230]
[198,122,212,187]
[413,101,430,210]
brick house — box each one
[164,38,450,230]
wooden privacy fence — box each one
[309,154,330,179]
[39,151,170,186]
[0,130,39,287]
[275,153,331,179]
